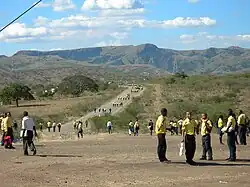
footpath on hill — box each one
[40,86,145,141]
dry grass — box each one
[0,89,123,122]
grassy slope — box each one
[89,73,250,133]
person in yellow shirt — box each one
[47,121,52,132]
[222,109,237,161]
[200,113,213,161]
[155,108,170,163]
[3,112,15,149]
[217,115,224,144]
[182,112,198,165]
[237,110,247,145]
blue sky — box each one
[0,0,250,55]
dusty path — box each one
[41,86,145,140]
[1,134,250,187]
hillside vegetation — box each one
[13,44,250,74]
[90,73,250,132]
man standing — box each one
[128,120,134,136]
[39,123,43,132]
[148,120,154,136]
[155,108,170,163]
[182,112,198,165]
[238,110,247,145]
[134,119,140,136]
[21,111,37,156]
[85,120,88,128]
[107,120,112,134]
[178,119,183,134]
[200,113,213,161]
[1,113,6,146]
[222,109,237,161]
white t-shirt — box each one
[107,121,112,127]
[21,116,35,131]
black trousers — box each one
[23,130,36,155]
[58,126,61,132]
[157,134,167,161]
[78,129,83,138]
[53,126,56,132]
[201,134,213,159]
[218,127,224,143]
[185,134,196,162]
[227,131,236,160]
[6,127,14,142]
[1,131,6,146]
[238,125,247,145]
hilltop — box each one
[1,44,250,85]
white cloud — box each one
[95,40,122,47]
[98,8,145,17]
[178,32,250,48]
[0,23,48,42]
[36,0,76,11]
[109,32,128,40]
[188,0,200,3]
[82,0,144,10]
[34,16,49,26]
[53,0,76,11]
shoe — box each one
[228,159,236,162]
[207,158,213,161]
[199,157,206,160]
[186,160,197,165]
[10,146,15,149]
[33,149,37,156]
[24,152,28,156]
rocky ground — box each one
[1,134,250,187]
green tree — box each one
[58,75,99,96]
[0,83,35,107]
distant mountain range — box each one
[0,44,250,85]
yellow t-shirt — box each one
[182,118,197,136]
[3,116,12,132]
[218,118,223,128]
[237,114,246,125]
[226,116,236,130]
[155,115,167,134]
[201,119,213,136]
[47,121,52,128]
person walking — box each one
[232,113,239,145]
[1,113,6,146]
[200,113,213,161]
[107,120,112,134]
[47,121,52,132]
[85,120,88,128]
[21,111,37,156]
[77,121,83,139]
[155,108,170,163]
[178,119,183,135]
[3,112,15,149]
[128,120,134,136]
[52,122,56,132]
[217,115,224,144]
[148,120,154,136]
[237,110,247,145]
[57,123,62,132]
[222,109,237,161]
[134,119,140,136]
[39,123,43,132]
[182,112,199,165]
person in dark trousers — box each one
[109,108,112,113]
[222,109,237,161]
[155,108,170,163]
[85,120,88,128]
[232,113,239,145]
[57,123,61,132]
[200,113,213,161]
[77,121,83,139]
[148,120,154,136]
[4,112,15,149]
[21,111,37,156]
[237,110,247,145]
[217,115,224,144]
[182,112,198,165]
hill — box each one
[13,44,250,74]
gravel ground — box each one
[1,134,250,187]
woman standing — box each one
[182,112,199,165]
[217,115,224,144]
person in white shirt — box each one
[52,122,57,132]
[134,119,140,136]
[77,121,83,139]
[107,121,112,134]
[21,111,37,156]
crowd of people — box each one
[155,108,249,165]
[0,111,37,156]
[41,121,62,133]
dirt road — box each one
[1,134,250,187]
[41,86,144,140]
